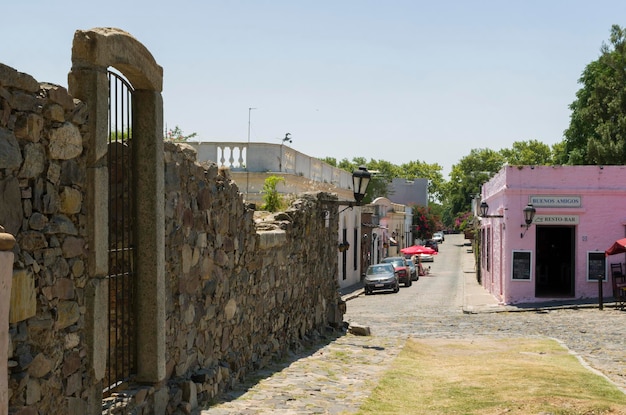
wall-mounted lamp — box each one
[479,201,504,218]
[520,203,536,238]
[321,166,372,218]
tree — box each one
[411,205,441,241]
[562,24,626,165]
[165,125,198,142]
[261,175,285,212]
[499,140,554,166]
[443,148,504,226]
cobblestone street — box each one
[200,235,626,414]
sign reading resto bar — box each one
[533,215,579,225]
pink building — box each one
[479,165,626,305]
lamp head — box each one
[352,165,371,204]
[479,201,489,217]
[523,203,536,226]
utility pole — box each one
[246,108,256,196]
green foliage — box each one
[165,125,198,142]
[109,129,131,142]
[499,140,554,166]
[443,148,504,226]
[261,175,285,212]
[321,156,444,204]
[563,24,626,165]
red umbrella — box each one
[400,245,438,255]
[606,238,626,256]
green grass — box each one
[353,338,626,415]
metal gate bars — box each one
[104,70,136,396]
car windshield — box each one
[367,265,392,274]
[382,258,403,267]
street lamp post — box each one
[246,107,256,195]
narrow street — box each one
[345,233,467,334]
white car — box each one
[418,253,434,262]
[432,232,444,243]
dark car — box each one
[363,263,399,295]
[381,256,412,287]
[424,239,439,252]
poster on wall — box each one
[587,251,606,281]
[512,250,532,280]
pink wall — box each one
[481,165,626,304]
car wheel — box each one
[393,284,399,293]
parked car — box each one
[406,259,419,281]
[363,263,399,295]
[433,232,445,243]
[424,239,439,252]
[381,256,412,287]
[418,253,434,262]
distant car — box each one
[363,263,399,295]
[381,256,412,287]
[418,253,434,263]
[406,259,419,281]
[433,232,445,243]
[424,239,439,252]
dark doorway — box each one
[535,226,575,297]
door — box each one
[535,226,575,297]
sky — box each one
[3,1,626,178]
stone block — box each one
[18,143,45,178]
[55,301,80,330]
[27,353,53,378]
[9,268,36,324]
[59,187,82,214]
[14,113,43,142]
[48,122,82,160]
[348,323,371,336]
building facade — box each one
[388,177,429,207]
[479,165,626,305]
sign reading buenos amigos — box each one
[529,195,581,208]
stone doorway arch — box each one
[69,27,165,412]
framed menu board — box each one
[587,251,606,281]
[512,250,532,280]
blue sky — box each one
[3,1,626,177]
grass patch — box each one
[355,338,626,415]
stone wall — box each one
[1,63,94,415]
[1,62,343,414]
[161,143,341,411]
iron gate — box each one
[104,70,136,395]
